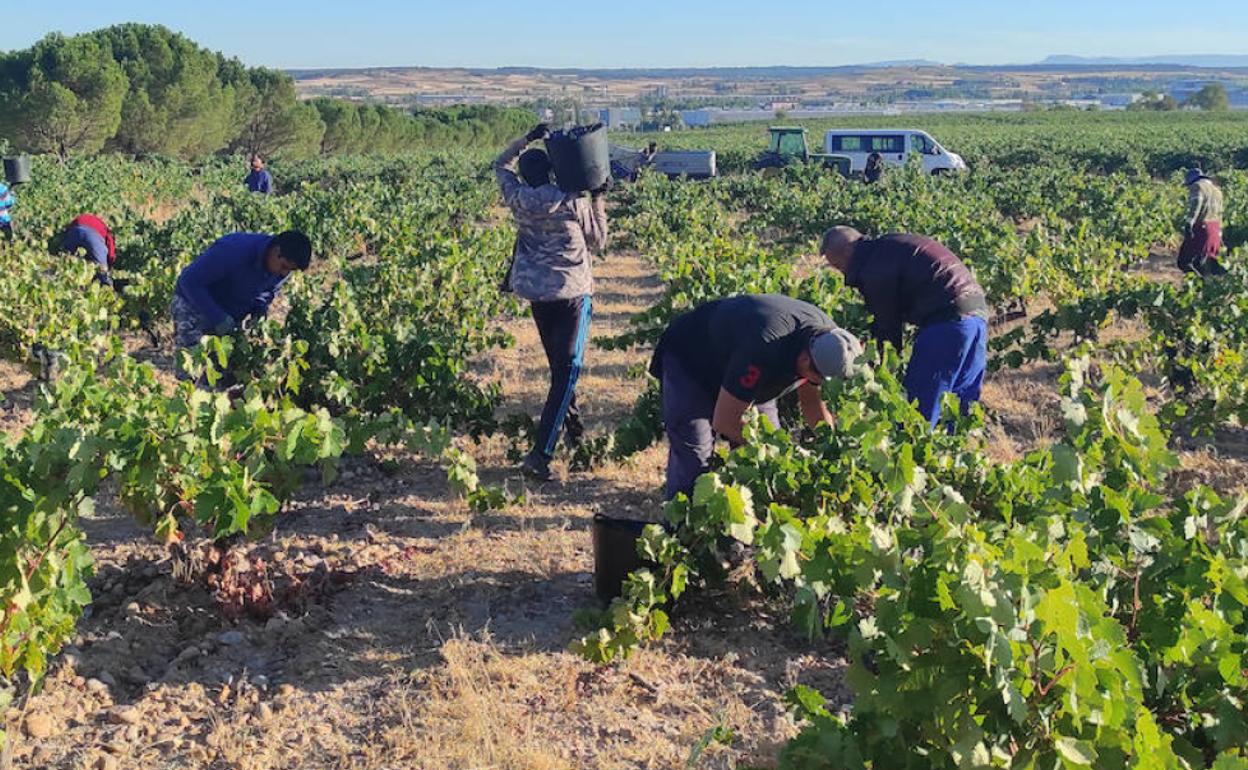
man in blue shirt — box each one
[245,155,274,195]
[171,230,312,379]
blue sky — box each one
[2,1,1245,69]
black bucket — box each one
[3,156,31,186]
[591,514,655,604]
[545,124,610,194]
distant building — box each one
[598,107,641,130]
[1099,93,1141,109]
[681,109,713,127]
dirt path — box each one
[11,250,847,770]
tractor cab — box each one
[755,126,850,176]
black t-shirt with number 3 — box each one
[650,294,836,404]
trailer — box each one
[610,144,717,181]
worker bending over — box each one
[650,294,861,499]
[821,227,988,426]
[59,214,117,286]
[494,124,609,482]
[1179,168,1226,277]
[172,230,311,379]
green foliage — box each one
[1184,84,1230,113]
[0,33,128,157]
[0,25,541,160]
[577,356,1248,768]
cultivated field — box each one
[3,111,1248,769]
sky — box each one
[2,0,1246,70]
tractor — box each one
[754,126,851,176]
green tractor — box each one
[754,126,851,176]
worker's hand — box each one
[526,123,550,143]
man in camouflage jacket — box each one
[494,124,609,481]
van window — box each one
[871,135,905,154]
[910,134,936,155]
[831,135,866,152]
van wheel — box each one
[931,168,950,177]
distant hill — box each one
[1041,54,1248,68]
[289,64,957,81]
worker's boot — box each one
[521,452,553,483]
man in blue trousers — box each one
[820,227,989,426]
[172,230,312,380]
[494,124,608,482]
[651,294,862,500]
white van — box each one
[822,130,967,175]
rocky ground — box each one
[5,252,849,770]
[5,249,1245,770]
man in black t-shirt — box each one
[649,294,862,499]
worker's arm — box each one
[711,388,752,446]
[492,135,529,203]
[247,277,288,320]
[856,262,905,351]
[175,238,245,332]
[581,194,609,253]
[1186,185,1206,232]
[493,137,567,217]
[797,381,834,430]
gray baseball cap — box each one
[809,328,863,380]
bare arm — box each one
[797,381,834,430]
[711,388,752,446]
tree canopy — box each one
[0,25,536,160]
[1184,83,1230,112]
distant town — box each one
[291,61,1248,129]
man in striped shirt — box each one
[0,182,14,242]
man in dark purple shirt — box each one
[821,226,988,426]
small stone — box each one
[218,630,245,646]
[124,724,140,742]
[97,670,118,687]
[124,602,140,615]
[254,702,274,721]
[277,683,296,698]
[96,754,119,770]
[24,712,56,739]
[108,707,141,725]
[86,678,110,695]
[174,645,200,663]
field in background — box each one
[3,111,1248,769]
